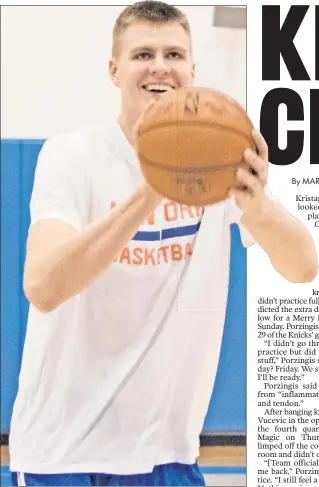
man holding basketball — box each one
[9,2,318,486]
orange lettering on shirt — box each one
[194,206,204,217]
[119,247,131,264]
[146,211,155,225]
[180,205,195,219]
[158,246,169,264]
[132,247,143,265]
[171,244,183,261]
[184,243,193,259]
[164,201,178,222]
[144,248,156,265]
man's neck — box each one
[118,109,139,150]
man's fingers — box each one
[229,188,252,206]
[252,128,268,162]
[132,100,157,150]
[243,148,268,185]
[236,167,263,195]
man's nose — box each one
[149,54,171,75]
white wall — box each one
[1,5,246,138]
[195,25,246,107]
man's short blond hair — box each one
[112,1,191,57]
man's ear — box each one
[109,58,120,87]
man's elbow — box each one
[299,262,318,283]
[301,248,319,283]
[287,260,318,284]
[24,279,59,313]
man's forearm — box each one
[241,196,318,283]
[28,184,162,312]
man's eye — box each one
[167,52,182,59]
[135,52,152,60]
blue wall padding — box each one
[204,225,246,430]
[1,139,246,433]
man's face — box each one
[109,21,194,120]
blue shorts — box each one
[11,463,205,486]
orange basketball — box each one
[137,87,255,206]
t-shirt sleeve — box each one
[30,134,89,231]
[227,196,256,248]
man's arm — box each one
[230,129,318,283]
[241,195,318,282]
[24,183,162,313]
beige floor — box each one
[1,446,9,465]
[198,446,245,466]
[198,447,246,487]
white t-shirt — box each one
[9,122,254,475]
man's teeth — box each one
[144,84,173,92]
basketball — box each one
[137,87,255,206]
